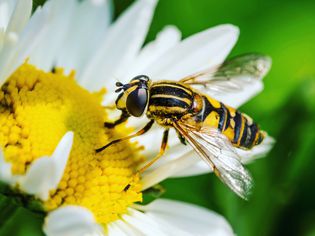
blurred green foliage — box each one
[1,0,315,235]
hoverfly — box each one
[96,54,271,199]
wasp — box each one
[96,54,271,199]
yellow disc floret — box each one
[0,63,143,224]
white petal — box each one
[44,206,104,236]
[79,0,157,91]
[56,0,111,74]
[0,29,4,50]
[124,25,181,80]
[121,208,168,236]
[28,0,76,71]
[18,132,74,201]
[134,125,183,159]
[211,79,264,108]
[108,220,142,236]
[0,0,16,30]
[132,199,234,236]
[107,222,130,236]
[103,25,181,104]
[0,30,19,85]
[102,25,181,105]
[143,24,239,81]
[141,130,273,181]
[0,0,56,85]
[141,150,199,190]
[171,135,275,178]
[5,0,32,34]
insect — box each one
[96,54,271,199]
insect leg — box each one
[104,110,130,128]
[137,129,169,174]
[96,120,154,153]
[177,131,187,145]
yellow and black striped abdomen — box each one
[147,81,193,118]
[199,96,265,149]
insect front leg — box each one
[96,120,154,153]
[104,110,130,128]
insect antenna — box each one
[115,82,124,87]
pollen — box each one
[0,63,143,224]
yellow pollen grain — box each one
[0,63,143,224]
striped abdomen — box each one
[147,81,193,118]
[198,96,265,149]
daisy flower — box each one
[0,0,273,235]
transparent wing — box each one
[180,53,271,95]
[174,121,253,200]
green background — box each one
[1,0,315,235]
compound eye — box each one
[126,88,148,117]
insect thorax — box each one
[146,81,197,125]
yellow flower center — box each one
[0,63,143,224]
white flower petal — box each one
[108,220,144,236]
[56,0,112,74]
[107,222,130,236]
[121,208,169,236]
[0,0,16,30]
[211,79,264,108]
[0,0,56,85]
[141,130,273,181]
[5,0,32,35]
[143,24,239,81]
[133,199,234,236]
[124,25,181,80]
[141,150,199,190]
[18,132,74,201]
[79,0,157,91]
[29,0,76,71]
[134,125,182,159]
[171,135,275,178]
[0,30,19,85]
[44,206,104,236]
[103,25,181,103]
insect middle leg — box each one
[137,129,169,174]
[96,120,154,153]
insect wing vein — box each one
[179,53,271,95]
[174,121,253,200]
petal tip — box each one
[18,131,74,201]
[220,23,240,36]
[44,206,103,236]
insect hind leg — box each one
[123,129,169,191]
[138,129,169,173]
